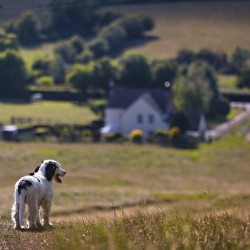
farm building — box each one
[103,87,175,137]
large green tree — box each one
[173,61,229,116]
[0,50,27,92]
[92,57,118,94]
[152,60,178,87]
[66,62,94,93]
[14,11,40,43]
[48,0,96,36]
[119,54,152,88]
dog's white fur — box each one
[11,160,66,229]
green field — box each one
[0,101,97,125]
[0,126,249,219]
[0,124,249,248]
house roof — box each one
[107,87,174,113]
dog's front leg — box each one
[41,199,53,227]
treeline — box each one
[3,0,153,44]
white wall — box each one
[121,98,168,137]
[105,108,124,126]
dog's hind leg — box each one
[27,200,39,229]
[11,202,20,229]
[18,196,26,228]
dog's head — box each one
[37,160,66,183]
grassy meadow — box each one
[0,101,97,125]
[0,121,250,248]
[106,1,250,59]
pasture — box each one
[0,122,250,248]
[106,1,250,59]
[0,101,97,125]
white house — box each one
[103,87,175,137]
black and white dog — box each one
[11,160,66,229]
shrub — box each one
[168,126,180,140]
[150,129,169,144]
[237,67,250,88]
[36,76,54,87]
[99,24,127,51]
[89,38,110,58]
[130,129,144,143]
[104,132,124,143]
[76,50,94,64]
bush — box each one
[76,50,94,64]
[99,23,127,51]
[130,129,144,143]
[237,67,250,88]
[36,76,54,87]
[103,132,125,143]
[168,126,180,141]
[89,38,110,58]
[149,129,169,144]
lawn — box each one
[0,100,97,125]
[0,122,249,248]
[0,124,249,220]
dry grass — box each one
[0,126,249,220]
[0,123,249,249]
[107,1,250,59]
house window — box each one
[137,114,143,124]
[148,114,154,124]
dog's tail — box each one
[11,189,25,229]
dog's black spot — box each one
[45,161,57,181]
[18,179,33,195]
[29,166,40,176]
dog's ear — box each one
[29,166,40,176]
[34,166,40,172]
[45,161,57,181]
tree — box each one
[14,11,40,43]
[119,54,152,88]
[89,38,110,58]
[153,60,178,87]
[92,57,118,94]
[172,61,218,114]
[0,28,18,51]
[52,56,66,83]
[116,13,154,38]
[48,0,96,36]
[99,24,127,51]
[0,50,27,92]
[66,62,94,93]
[237,67,250,88]
[229,46,249,71]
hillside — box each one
[14,1,250,63]
[106,1,250,59]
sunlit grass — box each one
[107,2,250,59]
[0,101,97,125]
[1,209,249,249]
